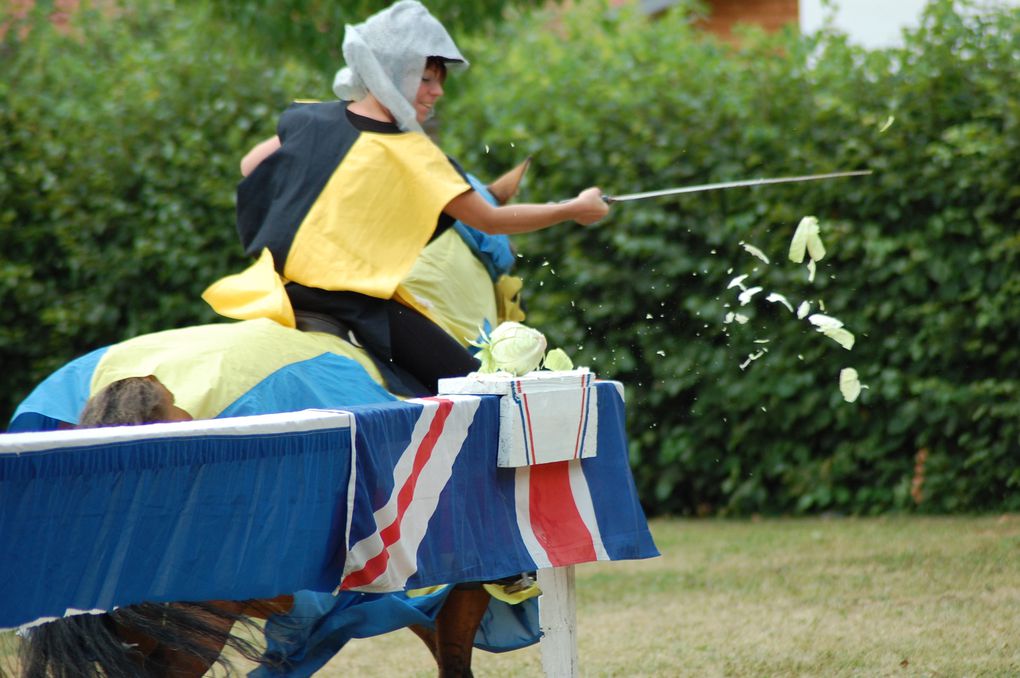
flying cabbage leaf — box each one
[808,314,855,350]
[765,292,793,313]
[741,242,770,264]
[738,286,763,306]
[839,367,868,402]
[789,216,826,263]
[727,274,749,290]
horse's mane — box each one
[19,601,278,677]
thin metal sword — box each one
[601,170,873,203]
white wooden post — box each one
[537,565,579,677]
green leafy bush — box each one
[3,0,1017,517]
[191,0,559,75]
[442,0,1020,514]
[0,1,322,420]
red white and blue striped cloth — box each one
[341,386,656,593]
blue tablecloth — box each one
[0,384,657,630]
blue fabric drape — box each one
[0,424,352,629]
[7,346,108,433]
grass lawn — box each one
[6,516,1018,677]
[299,515,1020,677]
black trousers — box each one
[286,283,480,396]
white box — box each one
[438,370,599,467]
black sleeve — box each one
[430,155,473,241]
[446,154,470,182]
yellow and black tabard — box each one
[204,101,471,325]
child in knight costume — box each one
[204,0,609,395]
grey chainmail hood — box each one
[332,1,468,133]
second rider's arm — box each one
[240,136,282,177]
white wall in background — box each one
[800,0,1019,48]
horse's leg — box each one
[409,623,439,659]
[433,585,491,678]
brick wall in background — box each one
[697,0,799,39]
[610,0,800,40]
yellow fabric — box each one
[201,249,296,328]
[495,274,527,324]
[408,582,540,604]
[391,284,439,324]
[405,584,449,598]
[283,132,470,299]
[399,230,499,346]
[90,319,385,419]
[482,581,542,605]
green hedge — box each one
[0,1,324,420]
[3,0,1017,516]
[442,0,1020,514]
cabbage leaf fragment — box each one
[741,242,770,264]
[543,347,574,371]
[738,286,763,306]
[765,292,793,313]
[839,367,868,402]
[808,314,855,350]
[789,216,826,263]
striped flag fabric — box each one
[255,384,658,677]
[338,384,657,593]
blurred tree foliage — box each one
[188,0,558,76]
[0,0,324,420]
[442,0,1020,515]
[3,0,1018,516]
